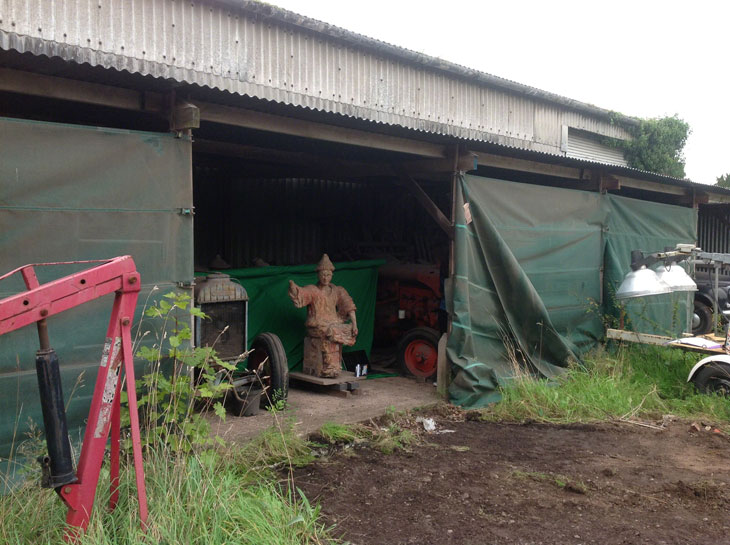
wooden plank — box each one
[436,333,449,400]
[606,328,727,355]
[606,328,673,345]
[289,370,366,386]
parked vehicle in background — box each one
[374,263,446,379]
[692,271,730,335]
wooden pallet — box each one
[289,370,366,398]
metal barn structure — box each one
[2,0,730,453]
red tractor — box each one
[375,263,444,379]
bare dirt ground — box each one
[294,408,730,545]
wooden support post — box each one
[436,333,449,400]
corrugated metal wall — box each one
[1,0,632,157]
[697,206,730,277]
[192,171,449,269]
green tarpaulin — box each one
[448,174,697,408]
[0,117,193,476]
[218,260,384,371]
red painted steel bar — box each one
[0,256,148,541]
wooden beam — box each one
[393,165,454,238]
[614,176,687,196]
[471,150,584,179]
[0,67,446,158]
[0,67,164,112]
[706,193,730,204]
[197,102,446,158]
[401,152,477,174]
[6,67,730,203]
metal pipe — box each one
[36,319,50,351]
[35,348,77,489]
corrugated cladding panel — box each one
[697,207,730,277]
[0,0,632,155]
[566,130,628,166]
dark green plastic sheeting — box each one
[448,174,697,408]
[217,259,384,371]
[0,117,193,476]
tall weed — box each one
[486,344,730,425]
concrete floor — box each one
[211,375,441,443]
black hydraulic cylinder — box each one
[35,348,77,489]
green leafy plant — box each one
[600,114,690,179]
[623,115,690,179]
[715,173,730,188]
[128,291,236,453]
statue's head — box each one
[316,254,335,286]
[318,269,333,286]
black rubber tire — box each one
[397,327,440,379]
[692,362,730,396]
[692,300,713,336]
[248,332,289,407]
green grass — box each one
[317,422,365,444]
[484,344,730,426]
[0,425,334,545]
[232,418,316,470]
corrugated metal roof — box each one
[0,0,633,160]
[477,138,730,196]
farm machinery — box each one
[374,263,445,379]
[610,244,730,395]
[0,258,288,541]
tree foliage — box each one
[623,115,690,179]
[716,173,730,188]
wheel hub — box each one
[709,378,730,396]
[404,340,437,377]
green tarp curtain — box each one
[0,117,193,478]
[448,174,697,408]
[216,259,384,371]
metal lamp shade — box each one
[654,263,697,292]
[615,266,672,299]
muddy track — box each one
[294,412,730,545]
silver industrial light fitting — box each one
[615,265,672,299]
[653,263,697,293]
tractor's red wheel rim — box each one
[404,339,437,377]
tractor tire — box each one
[692,362,730,396]
[248,332,289,408]
[692,300,713,336]
[397,327,440,379]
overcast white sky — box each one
[269,0,728,184]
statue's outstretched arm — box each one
[288,280,302,307]
[289,280,314,308]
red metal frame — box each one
[0,256,147,541]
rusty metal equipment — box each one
[0,256,147,541]
[194,272,288,411]
[375,263,444,378]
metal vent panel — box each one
[566,130,628,166]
